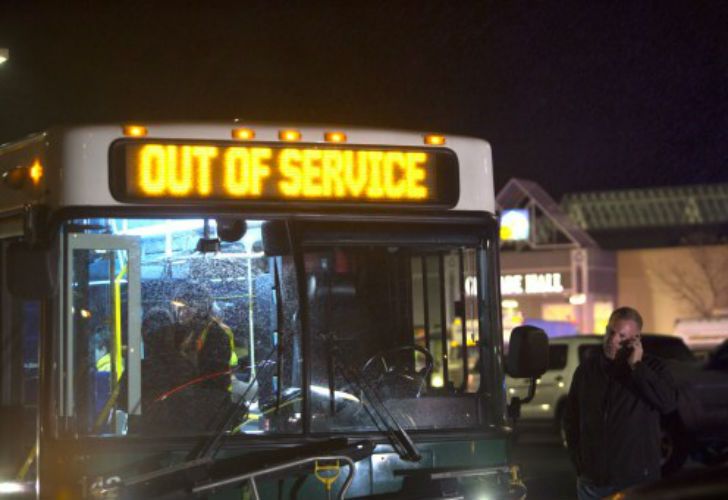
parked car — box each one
[705,339,728,371]
[661,337,728,474]
[640,333,699,364]
[615,334,728,473]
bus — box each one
[0,123,546,499]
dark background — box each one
[1,1,727,197]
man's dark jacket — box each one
[564,351,678,489]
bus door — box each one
[63,233,141,435]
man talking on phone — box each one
[564,307,678,499]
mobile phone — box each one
[617,339,634,361]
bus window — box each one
[69,244,131,434]
[411,255,445,388]
[19,303,40,408]
[308,240,488,433]
[0,242,40,481]
[410,251,482,392]
[547,345,568,371]
[442,249,481,392]
[62,218,303,437]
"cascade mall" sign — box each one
[500,272,565,295]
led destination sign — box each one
[109,140,459,206]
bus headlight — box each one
[0,481,33,495]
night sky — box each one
[1,1,727,198]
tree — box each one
[654,245,728,318]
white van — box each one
[674,316,728,354]
[506,335,602,432]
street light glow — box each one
[0,48,8,65]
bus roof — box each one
[0,123,494,216]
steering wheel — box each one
[361,345,434,398]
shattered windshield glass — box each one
[64,218,303,437]
[62,217,491,438]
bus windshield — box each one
[60,217,494,439]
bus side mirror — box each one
[506,325,549,378]
[506,325,548,421]
[5,242,57,299]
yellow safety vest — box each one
[197,317,239,368]
[96,353,111,372]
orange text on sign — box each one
[134,145,430,201]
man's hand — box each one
[628,338,643,368]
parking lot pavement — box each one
[511,427,707,499]
[511,427,577,500]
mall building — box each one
[498,179,728,349]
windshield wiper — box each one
[195,439,373,499]
[119,438,374,500]
[309,247,421,462]
[331,348,421,462]
[114,347,281,498]
[185,345,279,461]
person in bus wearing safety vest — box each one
[170,283,250,400]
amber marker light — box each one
[123,125,148,137]
[29,159,43,186]
[2,167,25,189]
[232,128,255,140]
[324,131,347,143]
[424,134,446,146]
[279,129,301,142]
